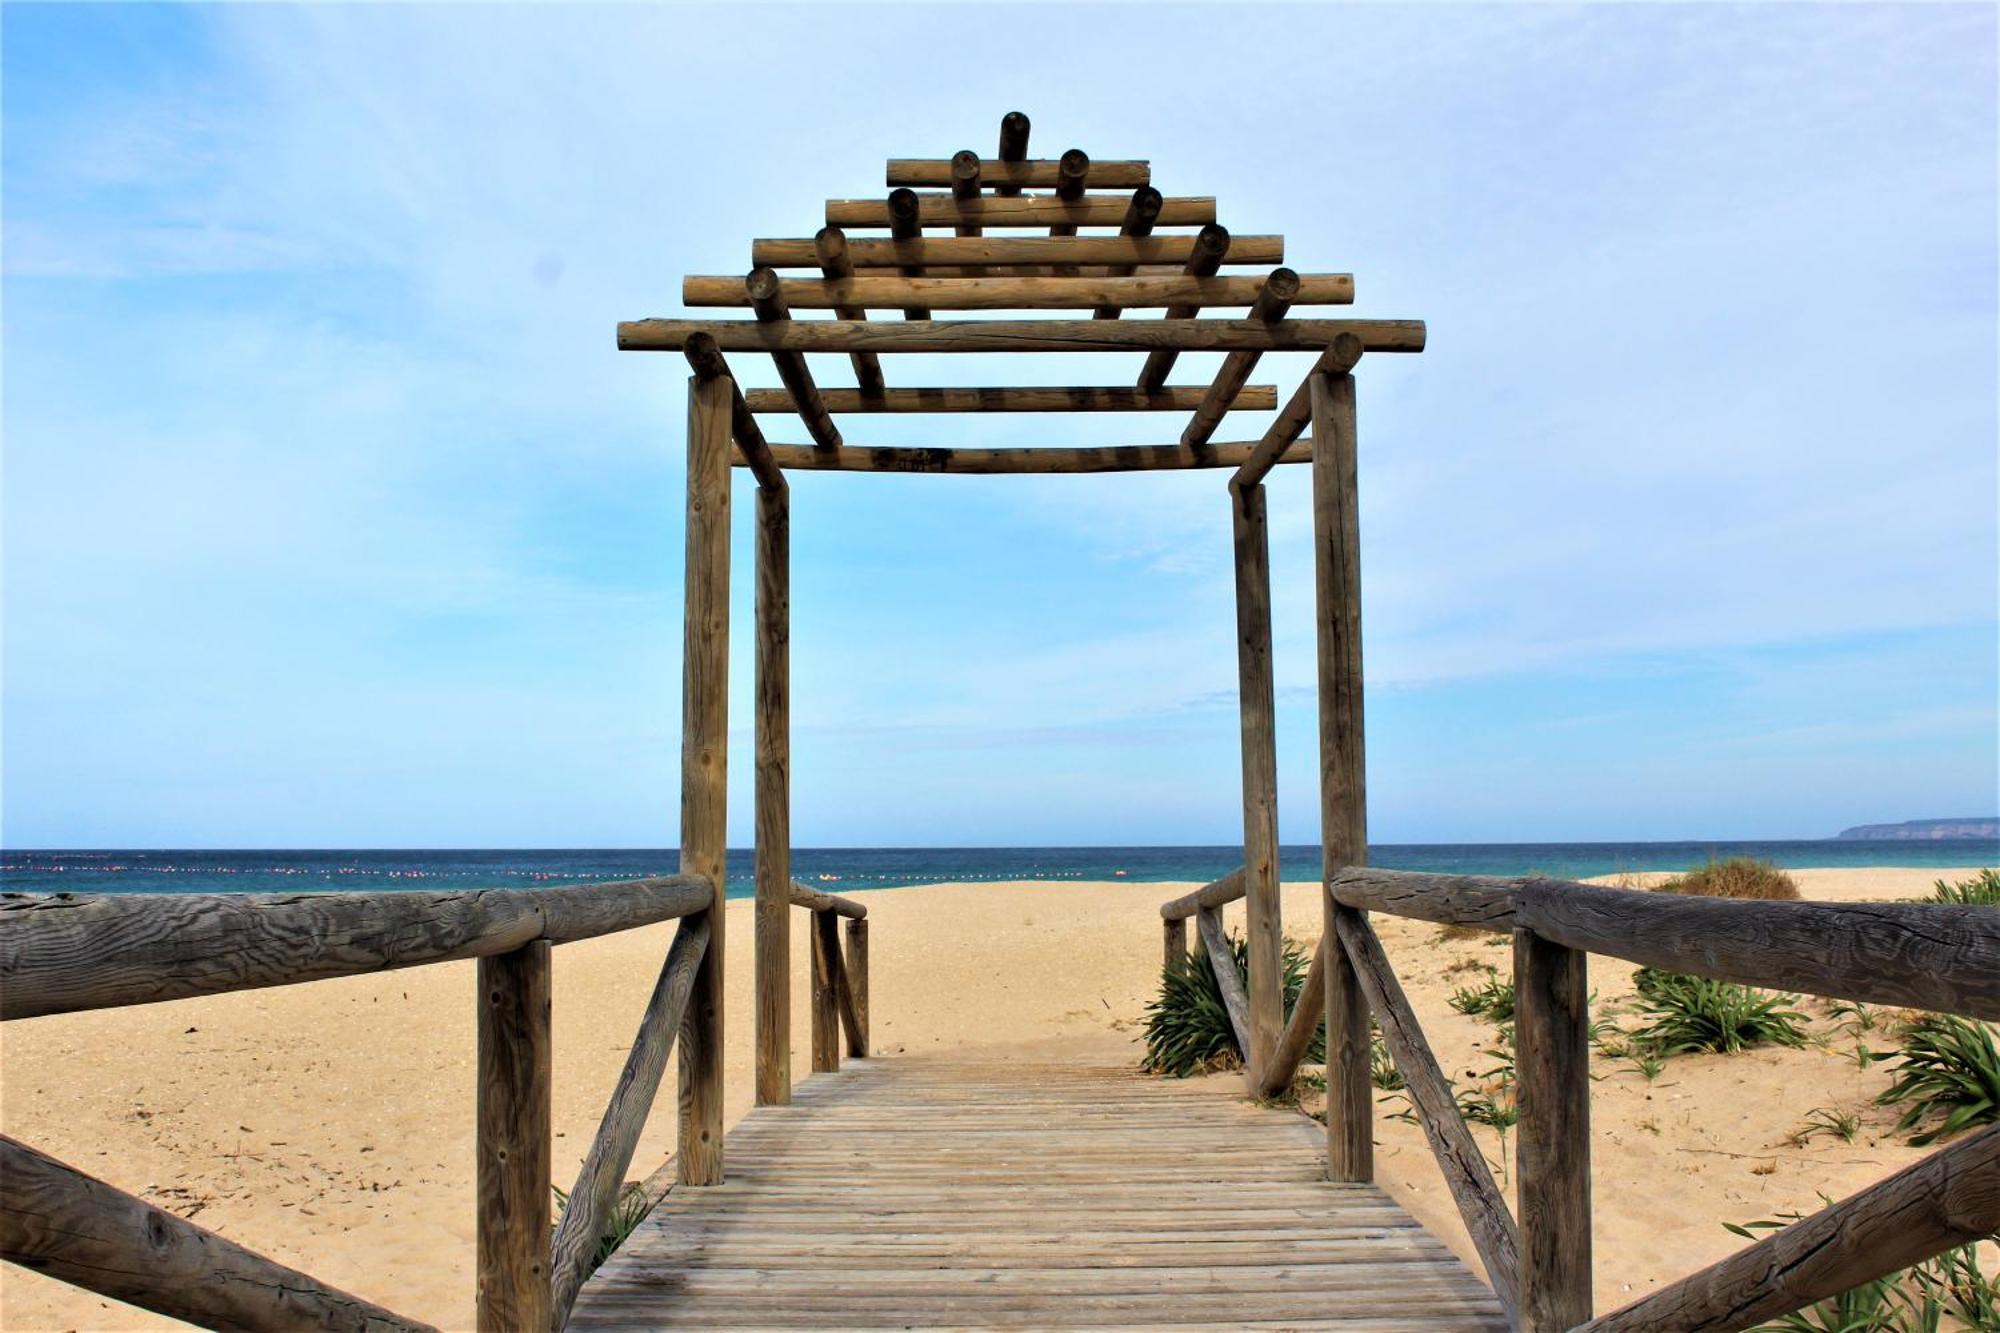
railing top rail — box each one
[0,874,714,1022]
[1329,866,2000,1021]
[788,880,866,920]
[1160,868,1247,921]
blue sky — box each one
[3,3,1995,849]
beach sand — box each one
[1,865,1987,1330]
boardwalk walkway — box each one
[569,1053,1506,1330]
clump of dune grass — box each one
[1631,967,1809,1055]
[1656,857,1800,901]
[1141,932,1316,1077]
[552,1181,653,1274]
[1875,1014,2000,1145]
[1447,971,1515,1024]
[1928,867,2000,906]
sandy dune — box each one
[1,865,1986,1330]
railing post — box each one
[1515,928,1592,1330]
[844,916,870,1058]
[754,479,792,1106]
[1230,476,1284,1081]
[1311,368,1372,1182]
[678,371,732,1186]
[1163,916,1187,972]
[475,941,551,1333]
[811,909,841,1073]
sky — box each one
[3,3,1995,850]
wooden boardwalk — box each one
[569,1054,1506,1330]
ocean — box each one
[3,840,1994,897]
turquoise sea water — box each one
[3,840,1993,897]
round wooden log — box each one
[741,273,842,450]
[789,881,867,919]
[996,112,1031,188]
[1161,869,1247,921]
[1231,479,1284,1077]
[619,318,1429,355]
[810,909,842,1074]
[1514,929,1592,1331]
[1195,907,1254,1060]
[1136,224,1237,388]
[1235,333,1364,487]
[888,157,1150,190]
[475,941,551,1333]
[743,440,1312,475]
[0,1134,432,1331]
[950,150,981,199]
[682,273,1354,311]
[754,482,792,1109]
[743,385,1279,414]
[843,917,870,1058]
[1054,149,1090,201]
[1181,268,1304,448]
[827,195,1217,229]
[681,333,781,488]
[749,233,1285,270]
[811,227,887,397]
[1254,939,1327,1098]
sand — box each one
[1,865,1988,1330]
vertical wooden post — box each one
[1311,369,1372,1183]
[1163,917,1188,972]
[754,480,792,1106]
[1229,477,1283,1082]
[475,941,550,1333]
[678,372,731,1186]
[1515,928,1592,1330]
[810,910,841,1073]
[844,917,870,1058]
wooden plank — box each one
[889,157,1151,189]
[1231,478,1284,1081]
[0,1133,432,1332]
[810,909,841,1074]
[619,318,1428,355]
[475,941,551,1333]
[681,332,782,488]
[1336,912,1521,1321]
[0,875,710,1022]
[1137,224,1237,390]
[677,371,731,1186]
[1195,907,1253,1060]
[743,385,1280,414]
[844,917,869,1058]
[744,439,1309,476]
[789,880,867,919]
[1183,269,1300,446]
[744,268,841,450]
[548,915,708,1328]
[1513,929,1591,1332]
[1256,938,1326,1098]
[1160,869,1248,921]
[750,233,1286,270]
[1581,1125,2000,1333]
[810,227,885,396]
[754,481,791,1107]
[1235,332,1363,487]
[829,194,1216,228]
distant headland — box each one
[1834,817,1999,841]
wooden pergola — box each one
[622,110,1422,1179]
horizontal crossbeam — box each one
[684,273,1353,311]
[743,385,1278,413]
[888,158,1150,189]
[619,318,1428,354]
[738,440,1312,475]
[828,195,1217,229]
[752,234,1285,270]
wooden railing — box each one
[0,876,718,1333]
[1170,865,2000,1332]
[788,880,869,1072]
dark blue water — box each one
[2,841,1993,897]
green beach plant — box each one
[1656,857,1801,901]
[1928,867,2000,907]
[1141,932,1318,1077]
[1875,1014,2000,1146]
[1728,1210,2000,1333]
[1447,971,1516,1024]
[1789,1106,1861,1146]
[1632,969,1809,1056]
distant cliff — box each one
[1835,818,1999,841]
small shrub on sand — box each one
[1632,968,1809,1056]
[1447,971,1516,1024]
[1656,857,1800,900]
[1788,1106,1860,1146]
[1929,867,2000,906]
[1875,1014,2000,1146]
[1141,933,1317,1077]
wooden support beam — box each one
[1136,224,1234,390]
[619,318,1428,355]
[1337,911,1521,1320]
[1182,269,1301,447]
[548,915,709,1329]
[475,940,551,1333]
[1196,906,1253,1061]
[828,194,1218,229]
[0,1134,432,1332]
[744,384,1279,414]
[994,111,1031,196]
[1231,478,1284,1081]
[1235,333,1363,488]
[843,917,869,1058]
[1581,1125,1999,1333]
[1161,868,1249,921]
[1514,929,1592,1332]
[751,233,1285,270]
[677,371,731,1187]
[745,268,841,450]
[811,228,886,397]
[754,480,791,1108]
[1047,150,1092,268]
[741,439,1311,475]
[1094,187,1164,317]
[889,157,1150,190]
[810,909,842,1074]
[683,272,1352,311]
[1256,938,1327,1098]
[683,332,782,489]
[1312,367,1373,1185]
[1163,916,1188,972]
[788,880,868,919]
[886,188,931,319]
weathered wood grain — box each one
[744,268,840,450]
[0,875,709,1021]
[476,941,551,1333]
[1336,912,1521,1320]
[888,158,1151,189]
[788,881,867,919]
[754,481,791,1108]
[843,917,869,1058]
[750,233,1285,270]
[1164,916,1188,972]
[618,318,1428,355]
[1255,938,1326,1099]
[1161,868,1247,921]
[744,439,1310,475]
[742,385,1279,414]
[0,1133,431,1331]
[680,333,781,488]
[681,272,1351,312]
[1231,478,1284,1079]
[810,227,885,396]
[1325,866,1520,930]
[548,915,708,1329]
[1182,269,1302,447]
[1235,332,1364,487]
[1195,907,1253,1060]
[810,909,842,1074]
[1580,1124,1999,1333]
[1513,929,1591,1331]
[1136,224,1235,391]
